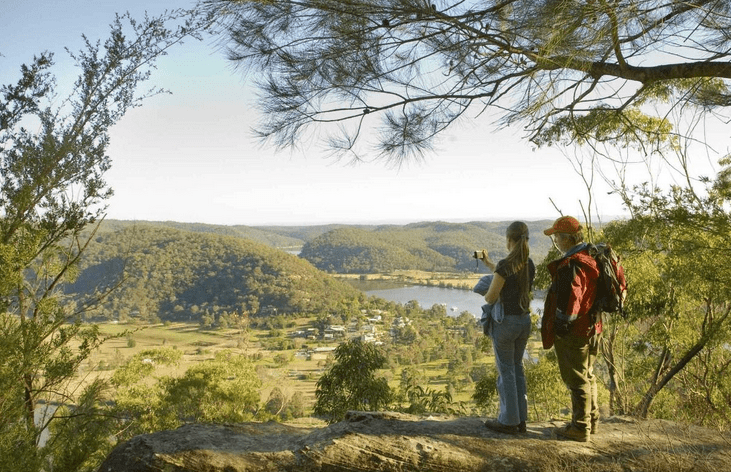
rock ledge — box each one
[99,411,730,471]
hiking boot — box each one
[518,421,527,433]
[555,424,590,442]
[484,419,518,435]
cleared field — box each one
[79,271,538,416]
[335,270,484,291]
[83,317,497,413]
[84,321,343,409]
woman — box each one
[478,221,535,434]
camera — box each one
[473,250,485,260]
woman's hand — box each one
[478,250,496,271]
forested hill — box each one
[97,219,309,249]
[67,225,363,323]
[299,221,555,273]
[68,220,571,321]
[97,220,557,274]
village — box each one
[288,311,415,361]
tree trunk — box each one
[634,306,731,418]
[634,337,708,418]
[24,373,35,431]
[601,326,624,415]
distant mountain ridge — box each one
[97,220,308,248]
[299,220,555,273]
[98,219,556,273]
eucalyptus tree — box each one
[111,349,261,442]
[0,10,205,471]
[203,0,731,163]
[314,339,392,423]
[599,162,731,425]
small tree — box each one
[524,352,567,421]
[471,370,499,414]
[314,339,392,423]
[600,175,731,423]
[0,10,205,471]
[265,387,287,417]
[112,349,261,441]
[110,347,183,438]
[160,351,261,425]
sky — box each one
[0,1,694,227]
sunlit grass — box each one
[83,302,495,417]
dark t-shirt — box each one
[495,258,536,316]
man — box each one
[542,216,601,442]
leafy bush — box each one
[471,369,499,413]
[524,351,566,421]
[313,339,392,423]
[112,349,260,441]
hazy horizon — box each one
[104,215,630,228]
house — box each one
[325,325,347,338]
[311,346,337,361]
[362,324,377,334]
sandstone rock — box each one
[99,411,731,471]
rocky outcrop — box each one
[98,411,730,472]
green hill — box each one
[299,221,555,273]
[96,220,306,248]
[67,225,363,323]
[67,220,556,322]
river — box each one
[347,280,543,318]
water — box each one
[354,282,543,318]
[366,285,484,317]
[35,402,57,447]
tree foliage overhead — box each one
[203,0,731,162]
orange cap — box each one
[543,216,582,235]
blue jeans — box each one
[490,313,532,426]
